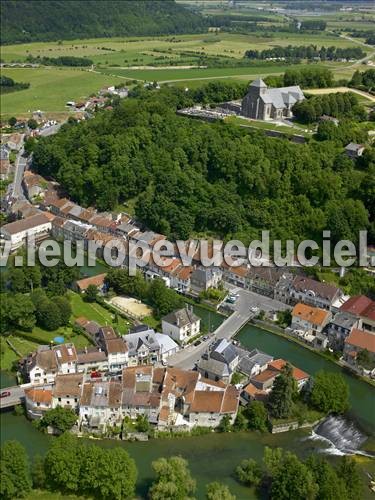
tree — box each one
[337,456,363,500]
[85,284,99,302]
[0,440,32,500]
[44,433,82,492]
[306,455,348,500]
[310,371,349,414]
[233,409,248,432]
[149,456,196,500]
[244,401,268,432]
[31,454,46,489]
[135,414,150,432]
[35,298,62,330]
[206,482,236,500]
[270,451,318,500]
[235,458,262,486]
[27,118,38,130]
[217,414,232,433]
[39,406,77,433]
[356,349,375,370]
[82,447,137,500]
[8,116,17,126]
[148,278,184,318]
[1,293,36,332]
[268,363,297,419]
[54,296,72,325]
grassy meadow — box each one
[1,26,371,117]
[0,67,126,118]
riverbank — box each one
[250,318,375,389]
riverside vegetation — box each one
[0,434,364,500]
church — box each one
[241,79,305,120]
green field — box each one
[0,67,125,118]
[0,29,368,117]
[68,291,132,335]
[0,291,134,371]
[97,62,295,81]
[1,31,368,66]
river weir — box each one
[310,415,373,457]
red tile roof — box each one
[268,359,309,381]
[25,388,52,405]
[340,295,374,320]
[292,303,330,326]
[76,273,106,291]
[345,328,375,354]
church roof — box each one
[251,78,267,88]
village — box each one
[0,142,374,436]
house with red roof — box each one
[340,295,375,333]
[344,328,375,367]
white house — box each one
[162,307,201,344]
[0,213,52,251]
[76,347,108,374]
[23,346,58,385]
[124,327,179,366]
[24,387,53,419]
[291,303,331,334]
[104,338,129,374]
[53,344,78,375]
[79,380,123,431]
[52,373,83,410]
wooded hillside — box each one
[1,0,207,44]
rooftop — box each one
[345,328,375,354]
[292,303,330,326]
[1,213,51,235]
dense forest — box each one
[349,69,375,93]
[245,45,365,62]
[264,67,334,89]
[292,92,366,123]
[1,0,207,44]
[31,84,373,245]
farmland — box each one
[1,32,369,66]
[1,28,372,117]
[0,67,125,118]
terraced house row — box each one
[24,365,239,432]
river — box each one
[1,315,375,498]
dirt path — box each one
[305,86,375,102]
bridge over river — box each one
[0,384,31,409]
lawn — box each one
[0,336,39,371]
[225,115,313,138]
[97,63,300,82]
[0,67,125,118]
[68,291,132,335]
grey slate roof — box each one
[162,307,199,328]
[260,86,304,110]
[237,348,273,376]
[197,357,230,378]
[330,312,357,330]
[251,78,267,88]
[210,339,238,365]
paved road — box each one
[167,285,290,370]
[0,385,25,409]
[12,146,27,199]
[39,123,62,137]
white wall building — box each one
[162,307,201,344]
[0,213,52,251]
